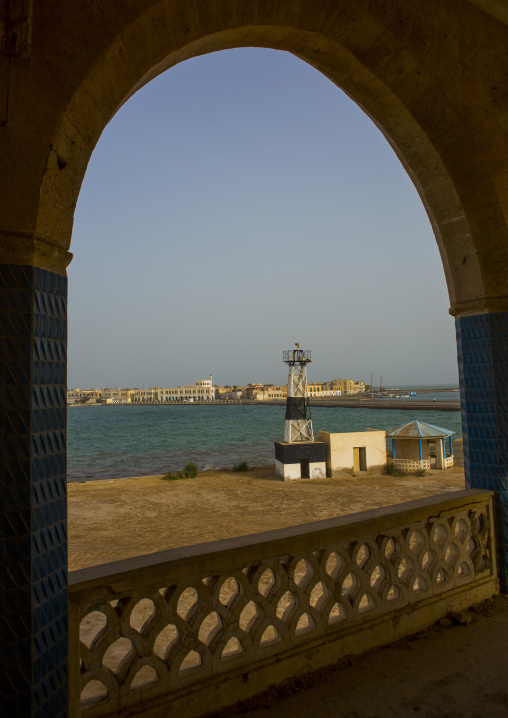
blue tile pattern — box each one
[456,312,508,589]
[0,265,68,717]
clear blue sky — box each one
[69,48,458,390]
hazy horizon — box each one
[68,376,459,390]
[67,379,460,391]
[69,48,459,389]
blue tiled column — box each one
[0,265,68,716]
[456,312,508,590]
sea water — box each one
[67,404,462,482]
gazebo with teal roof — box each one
[386,420,455,472]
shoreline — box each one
[68,439,463,485]
[67,465,271,485]
[68,399,461,411]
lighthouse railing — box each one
[283,349,311,363]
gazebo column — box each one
[449,436,453,456]
[418,440,423,461]
[456,312,508,590]
[435,436,445,469]
[392,440,396,459]
[1,260,69,716]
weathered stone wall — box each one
[394,439,430,461]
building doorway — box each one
[353,447,367,472]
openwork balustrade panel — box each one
[392,458,431,472]
[69,491,495,717]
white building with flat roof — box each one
[159,376,215,402]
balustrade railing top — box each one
[69,490,497,718]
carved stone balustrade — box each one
[68,490,498,718]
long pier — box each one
[306,398,460,411]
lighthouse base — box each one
[274,441,326,481]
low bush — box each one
[182,462,198,478]
[387,461,405,477]
[161,471,181,481]
[415,468,427,477]
[161,461,199,481]
[232,461,250,472]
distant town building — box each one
[67,375,365,405]
[330,379,365,395]
[67,377,216,404]
[102,388,133,403]
[307,382,341,398]
[66,388,102,403]
[219,390,244,401]
[246,385,287,400]
[243,383,265,400]
[158,377,215,402]
[264,386,287,400]
[131,388,158,403]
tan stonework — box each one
[0,1,508,314]
[0,231,72,276]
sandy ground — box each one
[68,442,465,570]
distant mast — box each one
[283,345,314,442]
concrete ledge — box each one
[69,490,493,597]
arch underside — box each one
[22,0,508,315]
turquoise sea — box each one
[67,403,462,482]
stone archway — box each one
[1,1,507,313]
[33,1,508,315]
[2,2,508,716]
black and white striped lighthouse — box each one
[274,345,326,480]
[284,346,314,442]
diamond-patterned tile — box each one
[457,311,508,588]
[0,266,68,715]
